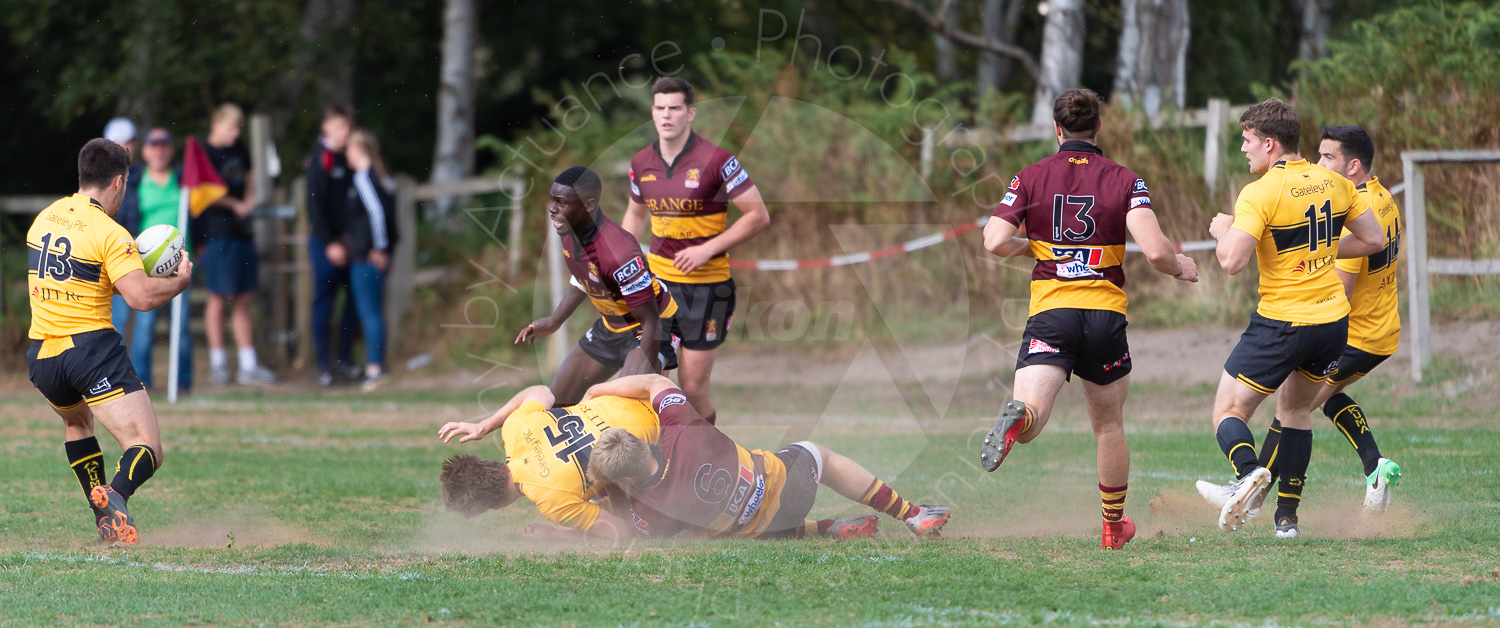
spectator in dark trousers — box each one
[201,103,277,386]
[304,103,361,387]
[343,129,399,391]
[121,128,195,391]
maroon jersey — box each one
[560,210,678,332]
[628,132,755,284]
[991,141,1152,316]
[625,388,790,539]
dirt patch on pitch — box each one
[141,506,322,549]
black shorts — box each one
[27,329,145,410]
[576,318,680,371]
[762,442,824,537]
[662,279,736,351]
[1015,309,1132,385]
[1224,313,1348,394]
[1327,345,1391,386]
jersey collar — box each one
[73,193,104,212]
[1058,140,1103,155]
[571,208,606,246]
[636,444,669,489]
[653,131,698,179]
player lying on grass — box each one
[437,384,665,539]
[583,375,952,540]
[977,88,1199,550]
[515,166,681,406]
[1198,124,1403,516]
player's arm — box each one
[1125,208,1197,282]
[582,374,676,402]
[438,384,554,443]
[113,259,193,312]
[1337,210,1384,258]
[1338,268,1358,301]
[582,509,640,541]
[623,199,650,242]
[982,217,1032,257]
[620,299,663,376]
[673,185,770,274]
[515,287,586,345]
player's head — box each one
[142,128,174,171]
[586,428,655,491]
[209,102,244,146]
[549,166,602,235]
[322,103,355,152]
[1317,124,1375,183]
[1239,98,1300,174]
[440,455,520,516]
[1052,88,1103,144]
[78,138,132,215]
[651,77,697,143]
[347,128,389,180]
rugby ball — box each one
[137,224,185,278]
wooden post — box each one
[293,177,313,371]
[386,175,419,353]
[1403,154,1429,381]
[1203,98,1229,193]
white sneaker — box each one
[1219,467,1272,532]
[236,365,278,386]
[1274,514,1299,539]
[1197,478,1268,520]
[1364,458,1402,512]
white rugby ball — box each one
[137,224,185,278]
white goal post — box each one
[1402,149,1500,381]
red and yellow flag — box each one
[182,136,227,218]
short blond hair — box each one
[586,429,654,486]
[211,102,244,125]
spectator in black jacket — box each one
[343,129,398,391]
[104,118,145,337]
[304,103,361,386]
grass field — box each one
[1,367,1498,626]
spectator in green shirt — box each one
[118,128,194,391]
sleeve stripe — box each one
[353,170,390,250]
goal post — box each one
[1401,149,1500,381]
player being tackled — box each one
[585,375,952,541]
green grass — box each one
[2,373,1499,626]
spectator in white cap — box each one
[105,117,145,343]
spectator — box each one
[121,128,194,391]
[105,118,144,337]
[343,129,398,391]
[200,103,277,386]
[304,103,361,387]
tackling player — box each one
[28,139,194,544]
[622,78,771,425]
[584,375,952,540]
[436,384,663,538]
[1198,124,1403,514]
[1202,99,1387,538]
[516,166,680,406]
[978,89,1199,550]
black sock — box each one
[1215,418,1260,479]
[1258,418,1284,477]
[1274,427,1312,521]
[1323,393,1383,476]
[65,437,108,504]
[108,445,159,501]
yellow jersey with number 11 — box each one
[1337,177,1401,355]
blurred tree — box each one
[429,0,477,221]
[976,0,1025,97]
[1114,0,1190,115]
[1032,0,1085,124]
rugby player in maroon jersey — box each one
[979,89,1199,549]
[516,167,681,406]
[622,78,771,425]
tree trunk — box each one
[1113,0,1190,116]
[429,0,478,221]
[975,0,1022,96]
[116,0,157,129]
[933,0,959,81]
[274,0,359,136]
[1298,0,1333,73]
[1031,0,1085,125]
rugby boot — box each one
[1274,513,1299,539]
[1102,516,1136,550]
[980,400,1029,472]
[1218,467,1271,532]
[904,505,952,538]
[1363,458,1401,512]
[1196,479,1270,520]
[831,514,879,539]
[90,485,138,545]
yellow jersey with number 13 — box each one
[27,194,143,340]
[1229,159,1370,325]
[1336,177,1401,355]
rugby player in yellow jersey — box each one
[435,385,664,539]
[1199,124,1403,515]
[1202,100,1388,538]
[27,139,194,544]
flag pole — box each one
[167,185,189,404]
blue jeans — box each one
[309,236,358,372]
[115,287,194,389]
[350,261,387,367]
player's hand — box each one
[174,251,194,282]
[515,317,561,344]
[438,421,487,443]
[369,249,390,273]
[1172,254,1199,283]
[672,244,716,274]
[326,242,349,267]
[1208,213,1234,241]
